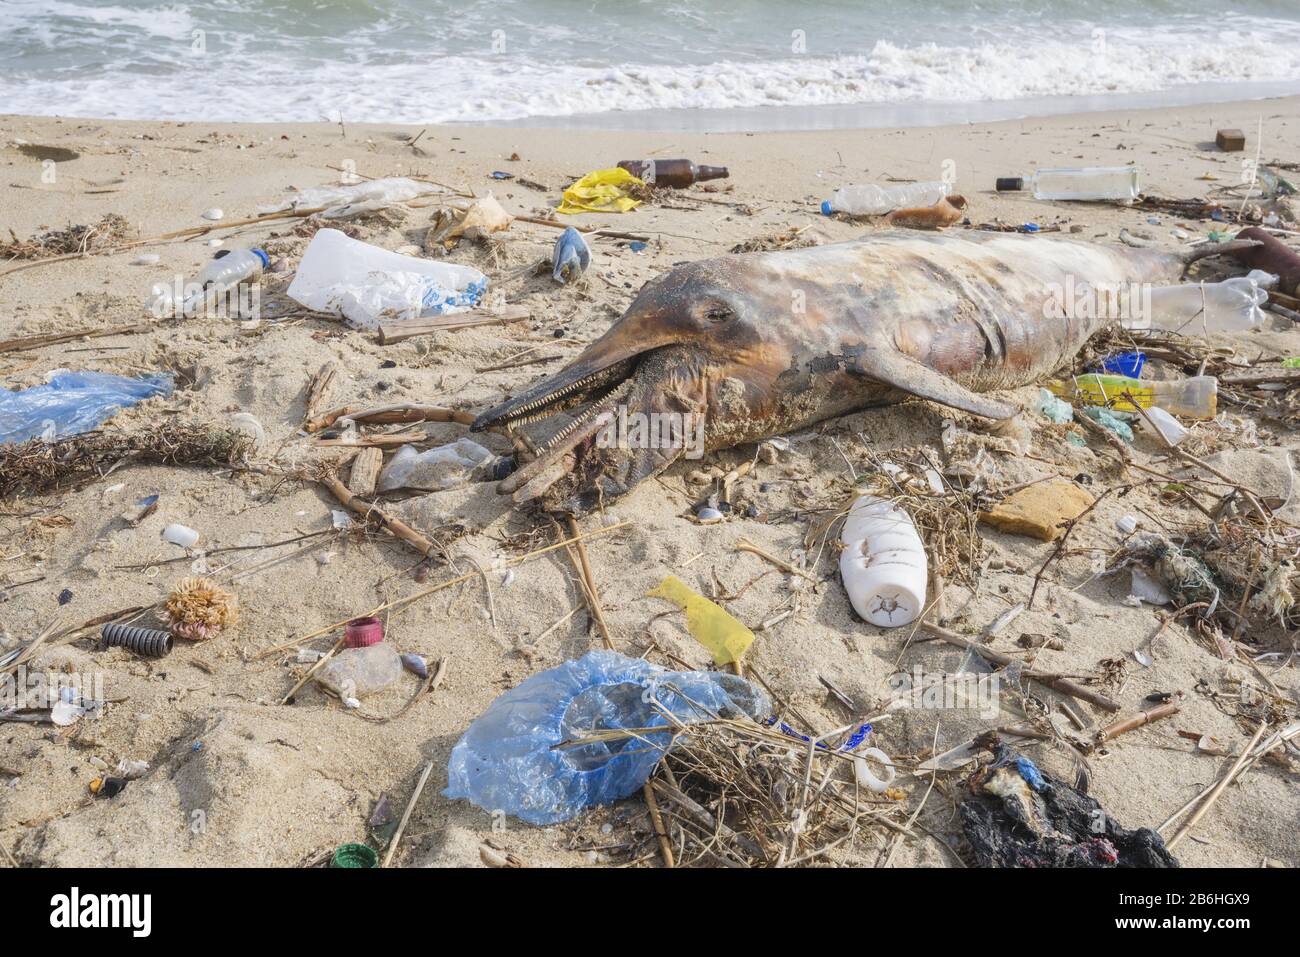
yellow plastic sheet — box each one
[647,575,754,666]
[557,167,644,215]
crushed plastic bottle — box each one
[0,371,174,445]
[1051,374,1218,420]
[1135,270,1277,334]
[287,228,488,330]
[259,177,435,215]
[376,439,495,492]
[444,650,770,824]
[822,181,950,217]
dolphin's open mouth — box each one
[471,352,649,506]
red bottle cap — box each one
[345,616,384,648]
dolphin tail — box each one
[851,345,1018,420]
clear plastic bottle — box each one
[193,247,268,291]
[1135,270,1276,334]
[996,167,1140,202]
[822,181,950,217]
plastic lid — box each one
[251,248,270,268]
[821,200,833,215]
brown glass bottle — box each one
[616,158,729,188]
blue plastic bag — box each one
[444,649,771,825]
[0,371,173,444]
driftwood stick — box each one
[643,781,676,868]
[735,539,818,583]
[918,620,1121,712]
[0,321,153,355]
[302,361,339,426]
[321,475,440,559]
[1092,701,1181,747]
[305,403,476,433]
[377,304,531,344]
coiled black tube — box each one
[101,623,173,658]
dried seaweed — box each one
[0,422,254,498]
[2,214,133,260]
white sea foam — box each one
[1,2,1298,125]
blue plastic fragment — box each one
[1021,223,1041,232]
[0,371,173,444]
[444,650,771,825]
[765,717,873,752]
[551,226,591,284]
[1016,756,1049,792]
[628,241,648,253]
[1094,351,1146,378]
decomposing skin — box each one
[473,231,1252,513]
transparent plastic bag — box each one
[0,371,174,444]
[287,228,488,330]
[377,439,495,492]
[444,650,771,825]
[259,177,435,215]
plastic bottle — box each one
[1052,374,1218,420]
[995,167,1140,202]
[286,228,488,330]
[1134,270,1276,334]
[839,495,927,628]
[616,159,728,188]
[822,181,950,217]
[193,248,267,291]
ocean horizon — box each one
[2,0,1300,131]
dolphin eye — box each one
[704,305,733,323]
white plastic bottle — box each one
[193,248,268,291]
[996,167,1140,202]
[1137,270,1276,334]
[287,228,488,330]
[840,495,927,628]
[822,181,950,217]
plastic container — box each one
[840,495,927,628]
[330,843,378,868]
[260,177,432,215]
[443,650,770,825]
[996,167,1140,202]
[287,229,488,330]
[822,181,950,217]
[1053,374,1217,420]
[193,248,267,292]
[1135,270,1276,334]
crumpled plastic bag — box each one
[557,168,644,215]
[427,194,514,249]
[377,439,495,492]
[444,649,771,824]
[0,371,174,444]
[259,177,436,215]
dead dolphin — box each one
[473,231,1251,512]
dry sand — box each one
[1,97,1298,868]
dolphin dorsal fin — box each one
[851,345,1018,420]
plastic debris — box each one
[557,168,644,215]
[960,744,1178,867]
[1092,351,1146,378]
[839,494,927,627]
[1139,405,1189,446]
[260,177,434,215]
[376,439,495,492]
[646,575,755,665]
[287,228,488,330]
[331,843,378,868]
[1051,373,1217,420]
[552,226,591,284]
[315,644,403,699]
[345,616,384,648]
[1032,387,1072,424]
[444,650,770,824]
[852,747,897,792]
[0,371,173,445]
[427,194,514,249]
[1081,405,1135,443]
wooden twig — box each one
[305,403,476,433]
[918,620,1121,711]
[566,516,614,649]
[0,321,152,355]
[320,475,441,559]
[377,304,531,344]
[382,759,437,867]
[1166,721,1269,850]
[643,781,675,868]
[1091,701,1180,748]
[735,539,817,583]
[302,361,338,427]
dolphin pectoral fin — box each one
[850,346,1018,420]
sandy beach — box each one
[2,95,1299,869]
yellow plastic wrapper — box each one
[557,167,644,215]
[647,575,754,666]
